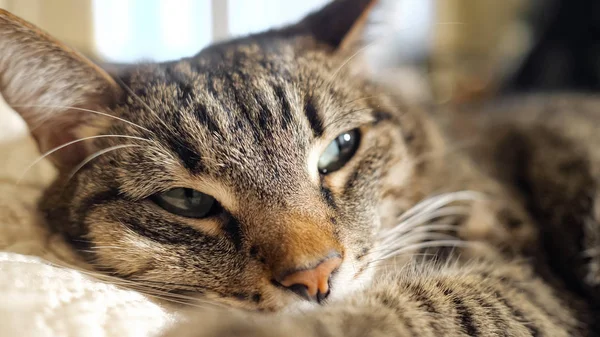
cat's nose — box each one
[277,254,342,303]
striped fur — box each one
[1,0,599,336]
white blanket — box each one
[0,97,176,337]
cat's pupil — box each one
[318,129,361,174]
[152,188,217,218]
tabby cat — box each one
[0,0,598,336]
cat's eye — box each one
[318,129,361,174]
[151,188,219,218]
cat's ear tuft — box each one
[0,9,122,168]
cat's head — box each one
[0,0,442,310]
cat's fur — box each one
[0,0,598,336]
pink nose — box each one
[278,255,342,303]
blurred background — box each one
[0,0,598,104]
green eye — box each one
[151,188,218,218]
[318,129,361,174]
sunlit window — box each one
[93,0,329,63]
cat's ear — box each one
[293,0,380,53]
[0,9,122,168]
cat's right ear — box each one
[0,9,122,168]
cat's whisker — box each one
[66,144,142,182]
[378,223,460,247]
[17,135,152,185]
[373,239,474,263]
[396,191,485,225]
[327,40,379,86]
[86,245,131,251]
[358,252,442,275]
[377,232,459,256]
[371,230,460,258]
[35,251,213,301]
[11,104,153,134]
[35,250,222,309]
[378,205,468,242]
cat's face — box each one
[0,1,437,310]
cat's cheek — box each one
[377,159,418,230]
[85,216,171,275]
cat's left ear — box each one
[292,0,382,53]
[0,9,122,168]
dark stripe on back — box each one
[492,290,541,337]
[404,283,443,333]
[480,272,559,324]
[443,288,479,336]
[474,295,510,336]
[304,95,324,137]
[378,294,417,336]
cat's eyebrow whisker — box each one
[17,135,153,185]
[66,144,142,182]
[11,104,153,134]
[326,39,380,87]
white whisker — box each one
[12,104,153,134]
[17,135,152,184]
[379,223,459,247]
[396,191,485,225]
[375,240,473,262]
[67,144,141,182]
[379,205,468,243]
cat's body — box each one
[0,0,598,336]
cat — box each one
[0,0,598,336]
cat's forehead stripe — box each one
[304,95,324,138]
